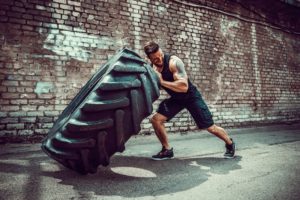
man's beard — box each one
[155,62,163,68]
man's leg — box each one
[207,124,232,145]
[185,98,232,144]
[150,113,175,160]
[207,124,236,158]
[185,94,235,158]
[150,98,183,160]
[150,113,170,149]
[152,98,183,149]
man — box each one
[144,41,236,160]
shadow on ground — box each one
[0,149,242,198]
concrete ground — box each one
[0,123,300,200]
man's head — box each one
[144,41,164,67]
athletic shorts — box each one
[157,91,214,129]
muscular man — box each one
[144,41,236,160]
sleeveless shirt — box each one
[160,54,198,100]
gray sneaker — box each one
[224,139,235,158]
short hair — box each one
[144,41,159,56]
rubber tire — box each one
[41,48,160,174]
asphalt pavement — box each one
[0,123,300,200]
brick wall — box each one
[0,0,300,142]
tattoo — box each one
[172,56,187,77]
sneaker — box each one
[152,147,174,161]
[224,138,235,158]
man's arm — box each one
[157,56,189,93]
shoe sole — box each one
[224,155,235,159]
[151,157,174,161]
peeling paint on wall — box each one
[39,0,128,62]
[220,18,240,38]
[34,82,54,94]
[251,24,261,104]
[42,24,124,62]
[212,17,241,105]
[266,27,283,43]
[154,1,169,14]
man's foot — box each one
[224,138,235,158]
[152,147,174,161]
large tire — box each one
[41,48,160,174]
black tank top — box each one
[161,54,198,100]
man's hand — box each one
[153,66,163,84]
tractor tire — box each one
[41,48,160,174]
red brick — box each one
[60,4,73,10]
[22,14,33,20]
[0,117,19,124]
[22,25,34,31]
[0,112,8,117]
[18,130,34,135]
[0,10,6,16]
[10,99,28,105]
[11,6,26,13]
[7,123,25,130]
[26,20,41,26]
[28,99,45,105]
[2,80,19,86]
[20,81,35,87]
[34,129,48,135]
[9,18,26,24]
[8,112,27,117]
[1,93,19,99]
[0,106,20,111]
[20,117,37,123]
[27,111,44,117]
[37,117,53,123]
[0,130,17,136]
[21,105,37,111]
[37,94,55,99]
[0,86,7,92]
[20,93,37,99]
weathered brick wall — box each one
[0,0,299,142]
